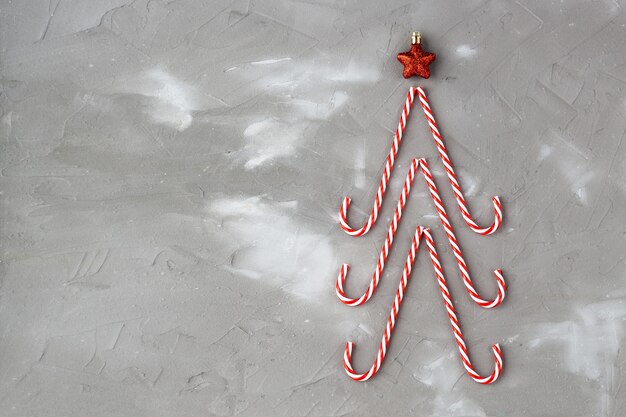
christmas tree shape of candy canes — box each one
[337,87,506,383]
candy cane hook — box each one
[416,86,503,236]
[339,87,417,237]
[343,227,503,384]
[336,158,506,309]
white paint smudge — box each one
[2,111,11,128]
[357,323,374,337]
[251,58,292,65]
[539,135,594,204]
[241,119,306,169]
[246,54,381,89]
[456,45,477,58]
[458,169,479,198]
[207,196,334,300]
[110,69,219,131]
[255,57,380,86]
[240,90,348,169]
[141,69,195,130]
[225,57,292,72]
[354,147,366,189]
[575,187,588,205]
[412,342,486,416]
[528,300,626,380]
[226,55,376,171]
[538,144,553,162]
[412,351,456,387]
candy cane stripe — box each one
[339,87,418,237]
[416,86,503,236]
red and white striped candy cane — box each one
[339,87,417,237]
[343,227,422,381]
[336,156,421,306]
[336,158,506,309]
[416,86,503,236]
[421,227,502,384]
[344,226,503,384]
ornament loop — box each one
[411,31,421,45]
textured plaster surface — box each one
[1,1,626,416]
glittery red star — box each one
[397,43,436,79]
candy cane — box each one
[336,156,420,306]
[344,226,503,384]
[416,86,502,236]
[343,227,422,381]
[336,158,506,309]
[339,87,417,237]
[421,228,503,384]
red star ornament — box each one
[397,42,436,79]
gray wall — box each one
[1,0,625,416]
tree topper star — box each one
[397,32,436,79]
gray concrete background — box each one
[1,0,625,416]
